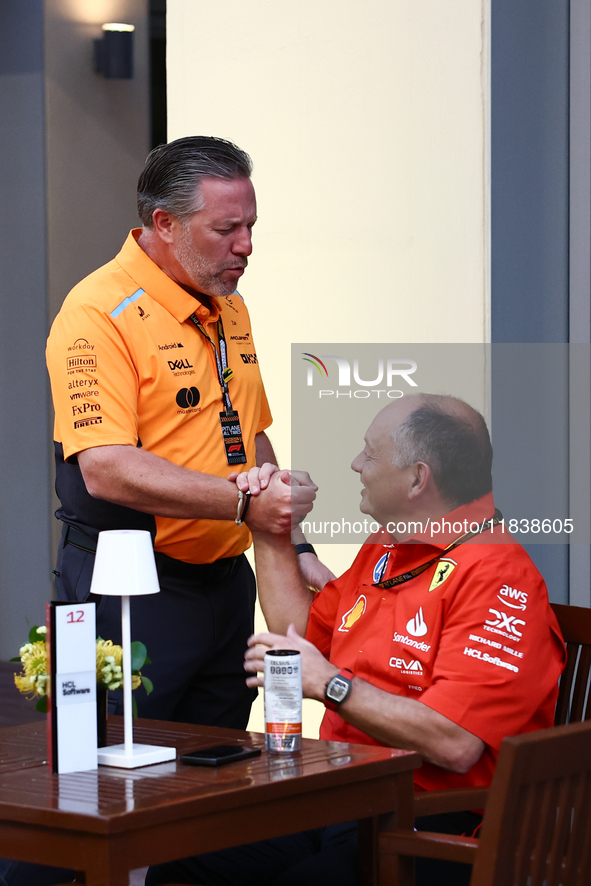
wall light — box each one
[94,23,135,79]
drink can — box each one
[264,650,302,753]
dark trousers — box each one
[146,811,482,886]
[0,538,258,886]
[54,535,257,726]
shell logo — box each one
[338,595,367,632]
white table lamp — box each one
[90,529,176,768]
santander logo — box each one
[406,607,428,638]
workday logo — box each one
[301,352,417,399]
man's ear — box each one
[408,461,431,499]
[151,208,179,244]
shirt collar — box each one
[115,229,221,324]
[402,492,497,550]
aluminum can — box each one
[264,650,302,753]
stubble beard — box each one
[173,225,237,299]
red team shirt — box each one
[306,493,566,792]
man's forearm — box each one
[330,679,484,773]
[253,533,313,635]
[255,430,276,467]
[245,626,485,773]
[78,445,240,520]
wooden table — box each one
[0,719,420,886]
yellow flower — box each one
[13,640,48,699]
[15,631,149,702]
[96,639,123,687]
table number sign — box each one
[47,600,98,773]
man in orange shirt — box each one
[46,136,329,730]
[148,394,565,886]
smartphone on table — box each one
[179,744,262,767]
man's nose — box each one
[233,227,253,256]
[351,453,362,473]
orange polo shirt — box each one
[46,230,272,564]
[306,493,566,792]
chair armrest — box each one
[380,829,479,865]
[412,786,489,817]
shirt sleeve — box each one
[306,553,366,658]
[418,549,565,749]
[46,302,140,461]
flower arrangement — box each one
[13,625,153,713]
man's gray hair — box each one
[137,136,253,226]
[391,395,493,506]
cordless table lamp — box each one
[90,529,176,768]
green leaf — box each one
[35,696,48,714]
[141,676,154,696]
[29,626,45,643]
[130,640,147,671]
[132,696,138,719]
[9,656,21,662]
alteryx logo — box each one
[301,352,417,399]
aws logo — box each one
[338,595,367,632]
[497,584,528,610]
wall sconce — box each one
[94,23,135,79]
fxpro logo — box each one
[302,352,417,399]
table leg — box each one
[359,769,416,886]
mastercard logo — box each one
[338,595,367,632]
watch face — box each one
[327,676,350,704]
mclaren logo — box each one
[338,595,367,632]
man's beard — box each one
[173,225,241,298]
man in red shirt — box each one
[148,394,565,886]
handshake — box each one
[228,463,317,535]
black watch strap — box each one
[295,543,316,557]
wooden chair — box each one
[379,718,591,886]
[551,602,591,724]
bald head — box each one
[384,394,493,508]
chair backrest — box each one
[551,603,591,724]
[471,719,591,886]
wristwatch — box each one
[324,668,353,711]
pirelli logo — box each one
[67,356,97,370]
[74,417,103,429]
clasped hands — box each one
[228,462,317,534]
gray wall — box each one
[0,0,52,653]
[0,0,150,658]
[490,0,574,604]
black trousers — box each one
[146,811,482,886]
[54,534,257,726]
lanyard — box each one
[373,509,504,589]
[188,312,233,413]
